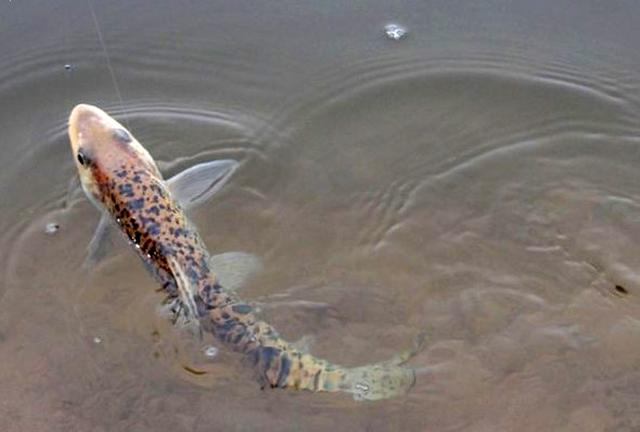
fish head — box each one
[68,104,161,208]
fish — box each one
[68,103,423,401]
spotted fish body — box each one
[68,104,420,400]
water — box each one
[1,0,640,430]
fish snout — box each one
[68,104,107,148]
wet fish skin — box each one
[68,104,419,400]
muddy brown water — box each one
[2,1,640,431]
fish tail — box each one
[197,285,425,401]
[246,340,421,401]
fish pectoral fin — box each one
[208,251,263,292]
[167,159,239,210]
[83,214,119,268]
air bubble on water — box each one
[204,345,218,359]
[45,222,59,235]
[355,382,370,393]
[384,23,407,40]
[352,381,371,401]
[64,64,73,71]
[93,336,102,344]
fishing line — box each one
[87,0,130,128]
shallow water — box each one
[2,0,640,430]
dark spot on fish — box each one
[116,170,127,178]
[147,223,160,236]
[277,355,291,388]
[313,370,322,391]
[148,244,158,258]
[185,266,199,282]
[195,296,212,315]
[173,228,187,238]
[217,319,235,339]
[221,312,230,320]
[161,280,175,293]
[127,198,145,210]
[147,205,160,216]
[118,183,134,197]
[142,239,153,251]
[615,284,629,295]
[158,243,175,256]
[232,304,252,315]
[133,231,142,244]
[199,256,208,269]
[200,283,222,302]
[259,347,279,371]
[139,215,156,226]
[132,175,142,183]
[119,208,131,219]
[232,329,246,345]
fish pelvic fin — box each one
[166,256,201,330]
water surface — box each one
[1,1,640,431]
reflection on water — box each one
[2,0,640,430]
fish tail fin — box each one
[335,330,427,401]
[282,351,417,401]
[338,361,417,401]
[248,331,425,401]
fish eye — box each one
[76,149,89,166]
[113,128,132,143]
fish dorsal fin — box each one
[167,159,238,210]
[208,251,263,292]
[84,159,238,267]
